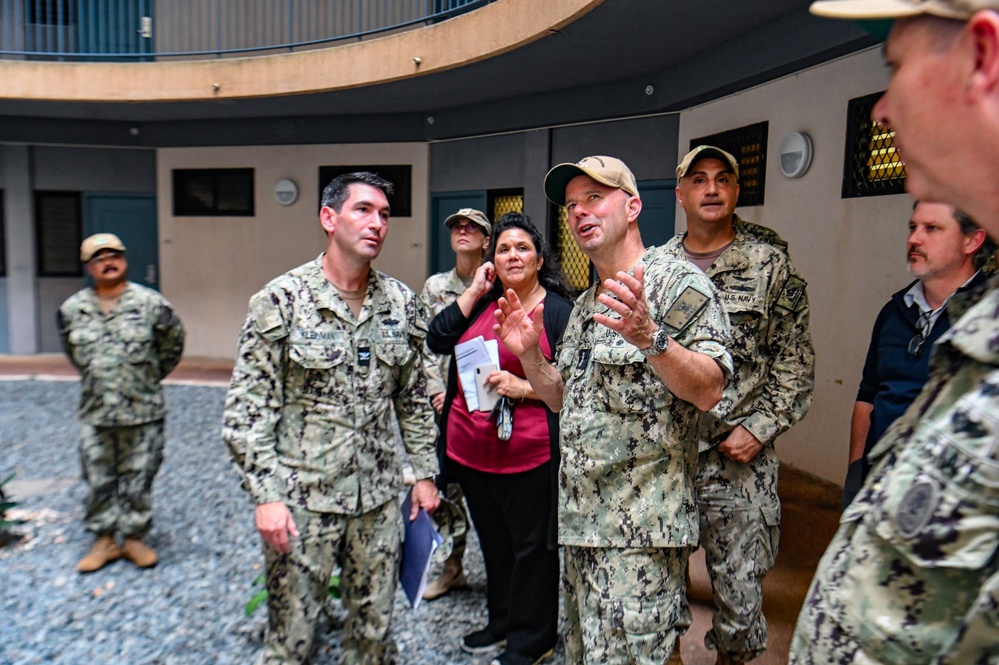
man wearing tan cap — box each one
[58,233,185,573]
[792,2,999,663]
[664,146,815,665]
[495,156,734,664]
[419,207,491,600]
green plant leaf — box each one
[328,574,341,600]
[245,588,269,616]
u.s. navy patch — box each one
[896,477,939,539]
[776,275,806,313]
[251,295,285,336]
[662,286,709,336]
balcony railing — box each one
[0,0,491,61]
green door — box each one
[636,179,677,249]
[83,194,159,290]
[430,191,487,275]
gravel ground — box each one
[0,379,565,665]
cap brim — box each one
[544,164,587,206]
[809,0,924,19]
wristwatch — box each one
[640,328,670,357]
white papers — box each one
[454,336,500,411]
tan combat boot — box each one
[423,555,467,600]
[77,535,121,573]
[121,538,158,568]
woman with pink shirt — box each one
[428,212,572,665]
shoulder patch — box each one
[250,293,287,340]
[662,286,710,336]
[776,275,807,313]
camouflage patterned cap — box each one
[810,0,999,21]
[443,208,491,236]
[676,145,740,180]
[80,233,126,262]
[544,155,639,206]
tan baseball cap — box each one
[543,156,639,206]
[676,146,740,180]
[444,208,491,236]
[810,0,997,20]
[80,233,126,262]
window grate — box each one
[35,191,82,277]
[843,91,906,198]
[318,165,412,217]
[691,122,768,207]
[173,168,254,217]
[553,205,592,292]
[489,191,523,222]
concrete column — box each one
[522,128,552,241]
[1,145,38,354]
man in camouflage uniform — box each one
[58,232,185,573]
[495,156,733,664]
[664,146,814,665]
[223,172,439,665]
[419,207,490,600]
[791,1,999,662]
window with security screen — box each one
[553,205,592,292]
[489,189,523,223]
[36,191,82,277]
[690,122,768,207]
[843,91,906,198]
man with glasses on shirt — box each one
[842,202,993,507]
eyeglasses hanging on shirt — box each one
[908,310,933,358]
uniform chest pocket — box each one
[373,340,413,368]
[119,326,154,363]
[591,343,656,413]
[719,296,765,361]
[871,430,999,570]
[289,342,349,396]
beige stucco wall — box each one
[677,47,912,486]
[157,143,429,359]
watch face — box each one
[654,330,669,352]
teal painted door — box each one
[76,0,154,61]
[83,194,159,290]
[637,179,677,248]
[430,191,487,275]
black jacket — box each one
[427,290,573,549]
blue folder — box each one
[400,489,444,609]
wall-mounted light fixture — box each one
[779,132,813,179]
[274,179,298,206]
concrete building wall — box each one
[157,143,429,359]
[677,46,904,485]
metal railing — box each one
[0,0,490,61]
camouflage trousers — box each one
[257,499,402,665]
[563,545,691,665]
[79,420,165,538]
[693,447,780,662]
[442,481,467,562]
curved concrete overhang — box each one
[0,0,602,102]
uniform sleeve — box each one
[740,264,816,446]
[56,306,81,371]
[394,295,439,482]
[419,282,447,397]
[221,292,288,505]
[154,301,186,379]
[662,269,735,380]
